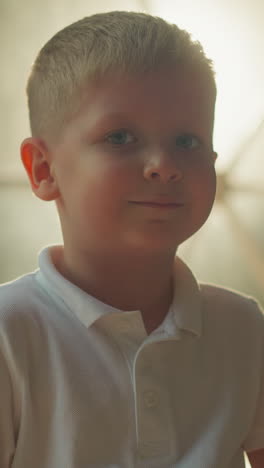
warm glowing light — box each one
[151,0,264,169]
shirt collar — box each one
[169,256,202,337]
[36,245,124,328]
[36,245,202,337]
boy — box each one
[0,10,263,467]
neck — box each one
[54,245,177,332]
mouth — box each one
[129,201,184,209]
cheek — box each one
[190,164,216,209]
[77,169,130,220]
[201,169,216,214]
[207,166,217,199]
[84,161,135,199]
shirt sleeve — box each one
[0,350,17,467]
[243,301,264,452]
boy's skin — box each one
[21,64,263,465]
[21,65,216,333]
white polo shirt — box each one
[0,245,264,468]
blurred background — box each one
[0,0,263,310]
[1,2,263,464]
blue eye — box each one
[105,130,136,145]
[176,134,201,149]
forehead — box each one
[70,65,216,136]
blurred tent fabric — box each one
[0,0,263,316]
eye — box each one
[105,129,136,145]
[175,134,201,150]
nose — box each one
[143,149,183,183]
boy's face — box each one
[46,66,217,256]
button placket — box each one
[133,345,172,459]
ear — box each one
[20,137,60,201]
[212,151,218,163]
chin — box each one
[125,229,183,253]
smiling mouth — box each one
[129,201,184,209]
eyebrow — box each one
[86,112,138,137]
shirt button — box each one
[143,390,159,408]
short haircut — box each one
[27,11,216,142]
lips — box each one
[129,201,184,208]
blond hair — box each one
[27,11,216,142]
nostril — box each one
[171,172,181,181]
[144,162,183,183]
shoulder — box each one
[200,282,263,319]
[0,272,53,335]
[0,272,40,311]
[0,271,64,375]
[198,282,264,344]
